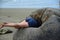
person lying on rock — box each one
[0,16,42,29]
[0,12,42,29]
[0,8,58,29]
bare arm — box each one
[0,20,29,29]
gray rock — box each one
[13,15,60,40]
[39,15,60,40]
[13,8,60,40]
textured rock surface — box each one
[13,15,60,40]
[13,8,60,40]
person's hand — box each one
[0,23,4,29]
[0,22,7,29]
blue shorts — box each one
[25,17,41,27]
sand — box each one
[0,8,37,40]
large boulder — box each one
[13,8,60,40]
[13,15,60,40]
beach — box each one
[0,8,37,40]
